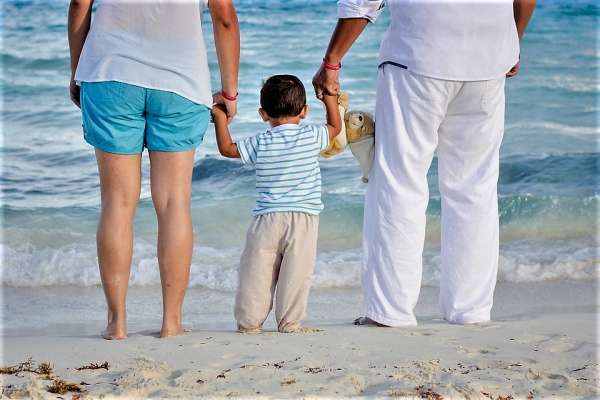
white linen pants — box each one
[363,64,505,326]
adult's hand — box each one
[213,91,237,122]
[506,61,520,78]
[312,18,370,99]
[70,78,81,108]
[312,63,340,100]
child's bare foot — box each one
[279,325,323,334]
[238,325,262,334]
[101,320,127,340]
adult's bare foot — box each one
[353,316,388,327]
[159,324,185,338]
[101,321,127,340]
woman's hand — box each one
[312,63,340,100]
[212,91,237,122]
[70,78,81,108]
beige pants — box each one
[234,212,319,333]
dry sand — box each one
[1,281,597,399]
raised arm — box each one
[322,95,342,141]
[68,0,93,107]
[212,104,240,158]
[313,0,384,99]
[209,0,240,121]
[507,0,536,77]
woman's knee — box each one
[152,193,191,219]
[100,191,140,217]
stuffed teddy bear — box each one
[346,110,375,183]
[319,92,375,183]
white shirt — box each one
[75,0,213,106]
[338,0,520,81]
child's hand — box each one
[212,103,228,123]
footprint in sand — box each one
[536,334,582,353]
[113,358,171,395]
[518,334,583,353]
[455,344,498,356]
[526,368,570,390]
[169,370,205,389]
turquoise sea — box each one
[1,1,598,289]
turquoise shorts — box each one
[80,81,210,154]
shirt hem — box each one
[75,77,213,108]
[378,56,518,82]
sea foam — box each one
[1,239,597,289]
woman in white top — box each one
[313,0,535,327]
[68,0,240,339]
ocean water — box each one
[1,0,598,290]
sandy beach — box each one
[1,0,598,399]
[1,280,597,399]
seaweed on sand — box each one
[46,379,82,395]
[0,358,54,378]
[415,385,444,400]
[76,361,109,371]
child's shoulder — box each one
[251,124,325,144]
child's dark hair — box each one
[260,75,306,118]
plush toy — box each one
[320,92,349,158]
[346,110,375,183]
[319,91,375,183]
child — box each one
[212,75,341,333]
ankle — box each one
[107,310,127,324]
[162,313,182,328]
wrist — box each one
[322,58,342,71]
[323,54,342,66]
[221,89,238,102]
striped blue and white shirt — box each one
[236,124,330,216]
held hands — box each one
[212,90,237,122]
[312,61,340,100]
[211,102,228,124]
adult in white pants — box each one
[313,0,536,326]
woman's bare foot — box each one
[159,320,185,338]
[101,319,127,340]
[353,316,388,327]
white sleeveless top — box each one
[338,0,520,81]
[75,0,213,106]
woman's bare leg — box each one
[95,149,142,340]
[149,150,195,337]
